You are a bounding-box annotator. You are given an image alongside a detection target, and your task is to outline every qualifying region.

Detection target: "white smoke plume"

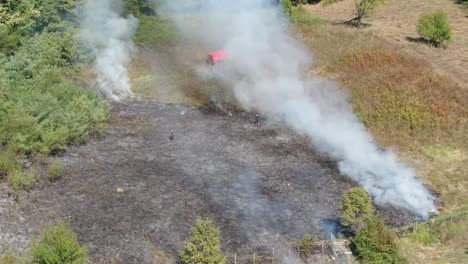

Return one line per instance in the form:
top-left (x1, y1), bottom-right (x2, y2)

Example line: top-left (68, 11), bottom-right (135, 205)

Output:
top-left (80, 0), bottom-right (138, 101)
top-left (162, 0), bottom-right (435, 218)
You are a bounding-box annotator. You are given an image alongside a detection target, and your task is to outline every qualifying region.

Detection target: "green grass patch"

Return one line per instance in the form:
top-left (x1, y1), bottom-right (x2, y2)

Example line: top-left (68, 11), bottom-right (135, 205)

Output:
top-left (135, 15), bottom-right (179, 47)
top-left (408, 209), bottom-right (468, 246)
top-left (7, 169), bottom-right (38, 192)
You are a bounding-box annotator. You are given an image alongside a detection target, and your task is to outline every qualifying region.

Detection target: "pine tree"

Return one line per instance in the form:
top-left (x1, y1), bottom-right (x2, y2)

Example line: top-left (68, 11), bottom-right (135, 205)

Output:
top-left (341, 187), bottom-right (374, 231)
top-left (180, 219), bottom-right (226, 264)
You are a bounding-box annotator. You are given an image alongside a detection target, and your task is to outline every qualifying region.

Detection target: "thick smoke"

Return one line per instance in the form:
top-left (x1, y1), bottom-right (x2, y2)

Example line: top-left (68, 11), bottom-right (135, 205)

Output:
top-left (80, 0), bottom-right (138, 101)
top-left (163, 0), bottom-right (435, 218)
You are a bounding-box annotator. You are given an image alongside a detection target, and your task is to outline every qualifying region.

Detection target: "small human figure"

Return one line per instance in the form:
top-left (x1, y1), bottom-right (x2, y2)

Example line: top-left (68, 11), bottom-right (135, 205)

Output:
top-left (169, 131), bottom-right (174, 141)
top-left (254, 113), bottom-right (261, 126)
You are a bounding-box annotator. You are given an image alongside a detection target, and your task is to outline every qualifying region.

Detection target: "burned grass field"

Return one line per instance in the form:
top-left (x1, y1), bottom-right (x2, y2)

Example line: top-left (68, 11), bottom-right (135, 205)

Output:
top-left (0, 101), bottom-right (418, 263)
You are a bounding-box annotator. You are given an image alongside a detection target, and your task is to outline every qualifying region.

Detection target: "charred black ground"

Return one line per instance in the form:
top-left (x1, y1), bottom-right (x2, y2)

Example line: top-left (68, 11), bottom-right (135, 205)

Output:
top-left (0, 101), bottom-right (418, 263)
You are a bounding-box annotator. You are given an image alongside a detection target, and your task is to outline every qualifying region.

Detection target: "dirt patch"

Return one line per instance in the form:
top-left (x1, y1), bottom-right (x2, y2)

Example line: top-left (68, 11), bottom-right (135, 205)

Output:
top-left (0, 101), bottom-right (418, 263)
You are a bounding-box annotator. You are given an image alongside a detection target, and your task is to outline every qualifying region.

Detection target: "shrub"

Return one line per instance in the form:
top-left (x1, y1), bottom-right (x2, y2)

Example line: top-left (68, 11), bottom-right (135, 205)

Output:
top-left (341, 187), bottom-right (374, 231)
top-left (355, 0), bottom-right (384, 27)
top-left (352, 215), bottom-right (404, 264)
top-left (29, 222), bottom-right (88, 264)
top-left (180, 219), bottom-right (226, 264)
top-left (417, 11), bottom-right (452, 48)
top-left (291, 0), bottom-right (309, 5)
top-left (0, 151), bottom-right (20, 178)
top-left (48, 159), bottom-right (64, 181)
top-left (123, 0), bottom-right (155, 16)
top-left (7, 169), bottom-right (38, 192)
top-left (299, 235), bottom-right (315, 257)
top-left (282, 0), bottom-right (293, 18)
top-left (322, 0), bottom-right (343, 5)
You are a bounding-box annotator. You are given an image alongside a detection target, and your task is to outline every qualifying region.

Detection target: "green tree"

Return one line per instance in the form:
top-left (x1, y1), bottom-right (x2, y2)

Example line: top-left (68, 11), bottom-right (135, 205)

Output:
top-left (352, 215), bottom-right (404, 264)
top-left (341, 187), bottom-right (374, 231)
top-left (123, 0), bottom-right (155, 16)
top-left (180, 219), bottom-right (226, 264)
top-left (417, 11), bottom-right (452, 48)
top-left (354, 0), bottom-right (384, 27)
top-left (29, 222), bottom-right (88, 264)
top-left (282, 0), bottom-right (293, 18)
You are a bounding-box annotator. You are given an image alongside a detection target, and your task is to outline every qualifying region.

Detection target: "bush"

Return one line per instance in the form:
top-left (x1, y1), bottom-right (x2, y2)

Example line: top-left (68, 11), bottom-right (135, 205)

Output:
top-left (7, 169), bottom-right (38, 192)
top-left (352, 215), bottom-right (404, 264)
top-left (48, 159), bottom-right (64, 181)
top-left (291, 0), bottom-right (310, 5)
top-left (341, 187), bottom-right (374, 231)
top-left (417, 11), bottom-right (452, 48)
top-left (355, 0), bottom-right (384, 27)
top-left (282, 0), bottom-right (293, 18)
top-left (29, 222), bottom-right (88, 264)
top-left (298, 235), bottom-right (315, 257)
top-left (0, 151), bottom-right (20, 178)
top-left (180, 219), bottom-right (226, 264)
top-left (322, 0), bottom-right (343, 5)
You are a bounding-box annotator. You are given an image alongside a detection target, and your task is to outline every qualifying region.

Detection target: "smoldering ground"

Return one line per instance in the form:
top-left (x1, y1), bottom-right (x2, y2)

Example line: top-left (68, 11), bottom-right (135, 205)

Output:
top-left (0, 102), bottom-right (418, 263)
top-left (160, 0), bottom-right (435, 217)
top-left (80, 0), bottom-right (138, 101)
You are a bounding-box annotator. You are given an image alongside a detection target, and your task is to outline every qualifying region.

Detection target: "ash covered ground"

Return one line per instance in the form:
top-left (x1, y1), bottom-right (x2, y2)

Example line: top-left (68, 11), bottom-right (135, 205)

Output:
top-left (0, 101), bottom-right (418, 263)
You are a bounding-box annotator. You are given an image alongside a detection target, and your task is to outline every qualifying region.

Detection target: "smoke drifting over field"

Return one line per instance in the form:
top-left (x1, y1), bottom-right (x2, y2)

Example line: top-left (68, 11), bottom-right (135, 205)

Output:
top-left (162, 0), bottom-right (435, 218)
top-left (80, 0), bottom-right (137, 101)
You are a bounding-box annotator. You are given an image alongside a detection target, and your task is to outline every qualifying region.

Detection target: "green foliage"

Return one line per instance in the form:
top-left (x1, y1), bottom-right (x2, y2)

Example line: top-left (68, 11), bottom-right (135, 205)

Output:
top-left (0, 68), bottom-right (109, 155)
top-left (408, 210), bottom-right (468, 245)
top-left (135, 16), bottom-right (179, 47)
top-left (408, 224), bottom-right (439, 245)
top-left (417, 11), bottom-right (452, 48)
top-left (355, 0), bottom-right (384, 26)
top-left (292, 6), bottom-right (324, 26)
top-left (0, 0), bottom-right (77, 55)
top-left (0, 151), bottom-right (20, 177)
top-left (282, 0), bottom-right (293, 18)
top-left (291, 0), bottom-right (310, 5)
top-left (341, 187), bottom-right (374, 230)
top-left (0, 0), bottom-right (109, 191)
top-left (180, 219), bottom-right (226, 264)
top-left (29, 222), bottom-right (88, 264)
top-left (353, 215), bottom-right (404, 264)
top-left (123, 0), bottom-right (156, 16)
top-left (298, 235), bottom-right (315, 257)
top-left (322, 0), bottom-right (343, 5)
top-left (354, 88), bottom-right (436, 131)
top-left (7, 169), bottom-right (38, 192)
top-left (48, 159), bottom-right (64, 181)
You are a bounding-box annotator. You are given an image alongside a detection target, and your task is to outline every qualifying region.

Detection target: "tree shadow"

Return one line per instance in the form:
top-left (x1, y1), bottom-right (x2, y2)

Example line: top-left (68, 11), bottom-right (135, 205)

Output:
top-left (406, 36), bottom-right (431, 44)
top-left (333, 20), bottom-right (372, 28)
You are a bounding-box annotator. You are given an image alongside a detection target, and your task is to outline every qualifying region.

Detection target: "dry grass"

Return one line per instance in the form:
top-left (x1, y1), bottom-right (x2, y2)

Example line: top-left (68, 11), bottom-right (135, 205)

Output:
top-left (299, 24), bottom-right (467, 150)
top-left (294, 7), bottom-right (468, 263)
top-left (305, 0), bottom-right (468, 90)
top-left (129, 47), bottom-right (228, 106)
